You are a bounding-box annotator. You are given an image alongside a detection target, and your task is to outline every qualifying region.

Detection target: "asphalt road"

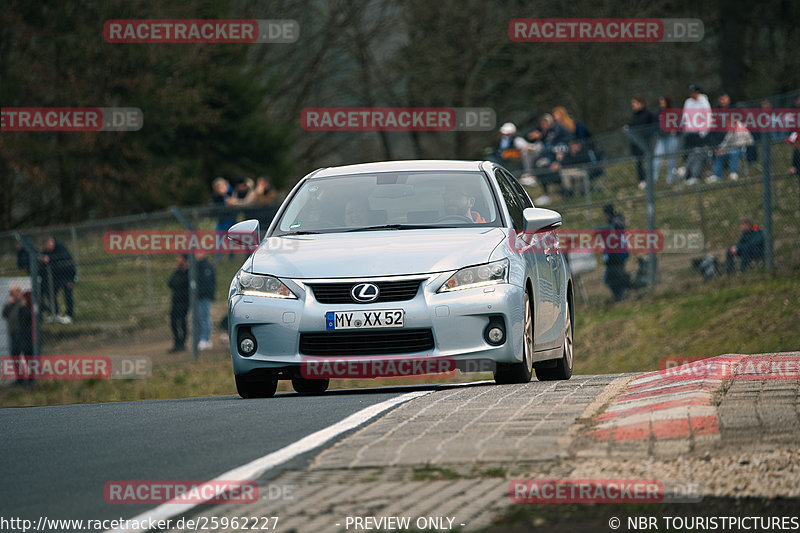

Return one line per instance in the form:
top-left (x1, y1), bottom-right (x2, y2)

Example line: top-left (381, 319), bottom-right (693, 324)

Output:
top-left (0, 388), bottom-right (422, 525)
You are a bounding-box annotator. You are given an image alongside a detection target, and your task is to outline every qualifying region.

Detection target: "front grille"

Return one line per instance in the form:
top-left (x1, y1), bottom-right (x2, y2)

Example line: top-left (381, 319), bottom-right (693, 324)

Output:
top-left (308, 279), bottom-right (424, 304)
top-left (299, 329), bottom-right (435, 356)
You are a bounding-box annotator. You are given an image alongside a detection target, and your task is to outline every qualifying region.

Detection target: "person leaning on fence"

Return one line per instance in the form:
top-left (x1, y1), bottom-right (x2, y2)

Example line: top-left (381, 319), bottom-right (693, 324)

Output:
top-left (628, 94), bottom-right (657, 190)
top-left (39, 237), bottom-right (76, 324)
top-left (598, 204), bottom-right (631, 302)
top-left (196, 253), bottom-right (216, 351)
top-left (654, 96), bottom-right (680, 184)
top-left (726, 218), bottom-right (764, 274)
top-left (679, 84), bottom-right (712, 185)
top-left (2, 286), bottom-right (34, 385)
top-left (167, 255), bottom-right (189, 353)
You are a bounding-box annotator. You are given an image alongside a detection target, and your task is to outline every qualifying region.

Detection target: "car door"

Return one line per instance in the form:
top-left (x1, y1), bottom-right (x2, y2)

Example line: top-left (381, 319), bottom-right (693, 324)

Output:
top-left (494, 169), bottom-right (560, 349)
top-left (506, 171), bottom-right (565, 348)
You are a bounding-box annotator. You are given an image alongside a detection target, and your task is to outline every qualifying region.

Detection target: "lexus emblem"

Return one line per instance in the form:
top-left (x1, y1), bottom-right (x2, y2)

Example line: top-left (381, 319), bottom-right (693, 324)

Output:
top-left (351, 283), bottom-right (379, 303)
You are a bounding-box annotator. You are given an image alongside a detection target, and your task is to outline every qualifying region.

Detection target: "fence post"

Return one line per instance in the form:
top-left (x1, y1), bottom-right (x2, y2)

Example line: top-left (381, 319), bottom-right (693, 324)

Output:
top-left (760, 135), bottom-right (774, 271)
top-left (645, 148), bottom-right (657, 288)
top-left (171, 206), bottom-right (198, 360)
top-left (624, 124), bottom-right (658, 288)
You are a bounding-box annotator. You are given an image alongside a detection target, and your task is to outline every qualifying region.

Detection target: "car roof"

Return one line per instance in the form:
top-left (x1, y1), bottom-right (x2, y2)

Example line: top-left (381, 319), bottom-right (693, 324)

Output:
top-left (310, 160), bottom-right (490, 178)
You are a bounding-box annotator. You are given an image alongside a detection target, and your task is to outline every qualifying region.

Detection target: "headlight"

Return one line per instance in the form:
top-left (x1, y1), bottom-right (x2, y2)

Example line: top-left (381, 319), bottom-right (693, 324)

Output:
top-left (438, 258), bottom-right (509, 292)
top-left (237, 272), bottom-right (297, 298)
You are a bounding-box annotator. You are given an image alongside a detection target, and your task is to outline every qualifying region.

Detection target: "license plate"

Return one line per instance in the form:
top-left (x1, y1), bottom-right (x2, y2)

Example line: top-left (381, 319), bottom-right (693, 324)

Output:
top-left (325, 309), bottom-right (404, 330)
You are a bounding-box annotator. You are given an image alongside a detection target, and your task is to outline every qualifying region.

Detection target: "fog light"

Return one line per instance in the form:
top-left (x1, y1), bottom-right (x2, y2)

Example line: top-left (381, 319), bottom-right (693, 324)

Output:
top-left (239, 337), bottom-right (256, 356)
top-left (488, 327), bottom-right (504, 343)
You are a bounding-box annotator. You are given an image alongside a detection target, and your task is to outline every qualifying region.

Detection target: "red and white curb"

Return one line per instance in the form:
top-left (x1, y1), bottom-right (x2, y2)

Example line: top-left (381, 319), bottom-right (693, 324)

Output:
top-left (590, 354), bottom-right (749, 442)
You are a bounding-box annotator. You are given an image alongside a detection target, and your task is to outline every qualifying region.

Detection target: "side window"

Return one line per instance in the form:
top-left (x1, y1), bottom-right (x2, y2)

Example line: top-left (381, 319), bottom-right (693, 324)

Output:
top-left (504, 169), bottom-right (534, 208)
top-left (494, 170), bottom-right (525, 229)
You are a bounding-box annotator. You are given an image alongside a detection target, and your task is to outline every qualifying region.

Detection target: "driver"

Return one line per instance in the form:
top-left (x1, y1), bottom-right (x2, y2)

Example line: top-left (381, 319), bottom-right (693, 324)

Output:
top-left (443, 184), bottom-right (485, 223)
top-left (344, 198), bottom-right (369, 227)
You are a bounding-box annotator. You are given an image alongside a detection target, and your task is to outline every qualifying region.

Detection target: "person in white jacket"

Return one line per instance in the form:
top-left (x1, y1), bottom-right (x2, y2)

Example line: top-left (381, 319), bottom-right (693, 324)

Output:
top-left (679, 84), bottom-right (712, 184)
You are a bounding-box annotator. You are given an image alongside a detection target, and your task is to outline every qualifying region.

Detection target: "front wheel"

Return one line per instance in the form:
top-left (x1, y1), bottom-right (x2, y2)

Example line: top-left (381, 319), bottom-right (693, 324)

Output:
top-left (494, 292), bottom-right (534, 384)
top-left (535, 299), bottom-right (573, 381)
top-left (235, 374), bottom-right (278, 398)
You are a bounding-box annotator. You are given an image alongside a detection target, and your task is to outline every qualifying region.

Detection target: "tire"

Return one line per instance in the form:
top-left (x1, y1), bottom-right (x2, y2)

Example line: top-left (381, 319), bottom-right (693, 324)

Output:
top-left (291, 377), bottom-right (330, 395)
top-left (494, 291), bottom-right (534, 384)
top-left (535, 299), bottom-right (573, 381)
top-left (235, 374), bottom-right (278, 398)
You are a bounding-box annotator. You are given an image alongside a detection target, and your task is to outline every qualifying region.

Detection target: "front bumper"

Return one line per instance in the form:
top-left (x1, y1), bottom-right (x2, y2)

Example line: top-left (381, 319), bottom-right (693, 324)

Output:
top-left (228, 272), bottom-right (525, 377)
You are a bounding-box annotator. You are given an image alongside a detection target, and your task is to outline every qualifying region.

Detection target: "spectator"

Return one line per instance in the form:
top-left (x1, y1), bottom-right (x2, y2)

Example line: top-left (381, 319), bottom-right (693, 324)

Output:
top-left (167, 255), bottom-right (189, 353)
top-left (525, 114), bottom-right (571, 204)
top-left (212, 177), bottom-right (235, 260)
top-left (679, 84), bottom-right (712, 185)
top-left (628, 94), bottom-right (657, 190)
top-left (726, 218), bottom-right (764, 273)
top-left (3, 286), bottom-right (34, 385)
top-left (549, 139), bottom-right (592, 197)
top-left (196, 253), bottom-right (216, 350)
top-left (552, 106), bottom-right (592, 144)
top-left (787, 131), bottom-right (800, 175)
top-left (654, 96), bottom-right (680, 184)
top-left (212, 177), bottom-right (235, 229)
top-left (228, 177), bottom-right (254, 207)
top-left (494, 122), bottom-right (538, 185)
top-left (598, 204), bottom-right (630, 302)
top-left (39, 237), bottom-right (76, 324)
top-left (526, 113), bottom-right (572, 164)
top-left (707, 118), bottom-right (753, 183)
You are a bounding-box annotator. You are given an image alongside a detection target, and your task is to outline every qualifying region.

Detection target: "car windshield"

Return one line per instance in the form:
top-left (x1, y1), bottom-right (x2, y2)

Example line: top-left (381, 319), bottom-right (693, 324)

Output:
top-left (273, 171), bottom-right (503, 235)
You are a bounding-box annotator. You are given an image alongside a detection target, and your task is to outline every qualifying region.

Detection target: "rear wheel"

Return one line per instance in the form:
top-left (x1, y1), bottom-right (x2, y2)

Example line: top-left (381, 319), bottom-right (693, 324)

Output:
top-left (235, 374), bottom-right (278, 398)
top-left (494, 292), bottom-right (534, 384)
top-left (535, 299), bottom-right (573, 381)
top-left (291, 377), bottom-right (330, 395)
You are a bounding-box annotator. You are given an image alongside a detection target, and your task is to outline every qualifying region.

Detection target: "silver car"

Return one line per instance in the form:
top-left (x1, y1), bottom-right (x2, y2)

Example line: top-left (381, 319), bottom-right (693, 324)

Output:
top-left (227, 160), bottom-right (573, 398)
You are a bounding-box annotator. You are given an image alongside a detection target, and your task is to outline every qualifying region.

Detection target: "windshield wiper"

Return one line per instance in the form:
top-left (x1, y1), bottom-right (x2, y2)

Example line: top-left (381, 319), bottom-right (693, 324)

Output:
top-left (345, 224), bottom-right (443, 232)
top-left (282, 230), bottom-right (321, 235)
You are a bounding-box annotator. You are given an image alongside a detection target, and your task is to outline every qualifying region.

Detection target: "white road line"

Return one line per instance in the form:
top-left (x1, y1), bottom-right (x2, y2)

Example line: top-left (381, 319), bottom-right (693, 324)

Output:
top-left (108, 390), bottom-right (432, 533)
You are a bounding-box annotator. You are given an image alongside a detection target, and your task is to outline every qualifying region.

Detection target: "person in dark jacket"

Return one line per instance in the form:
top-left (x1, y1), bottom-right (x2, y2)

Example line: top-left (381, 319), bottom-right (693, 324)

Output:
top-left (550, 139), bottom-right (593, 197)
top-left (629, 95), bottom-right (657, 189)
top-left (726, 218), bottom-right (764, 273)
top-left (39, 237), bottom-right (76, 323)
top-left (195, 253), bottom-right (216, 350)
top-left (598, 204), bottom-right (631, 302)
top-left (2, 286), bottom-right (34, 384)
top-left (168, 255), bottom-right (189, 353)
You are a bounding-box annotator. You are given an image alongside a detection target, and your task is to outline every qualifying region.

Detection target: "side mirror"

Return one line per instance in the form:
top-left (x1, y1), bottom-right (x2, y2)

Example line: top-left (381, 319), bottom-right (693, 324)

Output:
top-left (227, 219), bottom-right (261, 251)
top-left (522, 207), bottom-right (562, 232)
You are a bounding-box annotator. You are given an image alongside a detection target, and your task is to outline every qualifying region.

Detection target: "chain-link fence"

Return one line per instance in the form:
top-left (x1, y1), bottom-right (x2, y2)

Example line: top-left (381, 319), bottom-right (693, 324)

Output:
top-left (0, 205), bottom-right (277, 363)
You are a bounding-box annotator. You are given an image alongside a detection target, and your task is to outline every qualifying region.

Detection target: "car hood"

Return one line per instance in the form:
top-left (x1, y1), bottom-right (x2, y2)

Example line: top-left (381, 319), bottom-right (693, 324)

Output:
top-left (248, 228), bottom-right (506, 278)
